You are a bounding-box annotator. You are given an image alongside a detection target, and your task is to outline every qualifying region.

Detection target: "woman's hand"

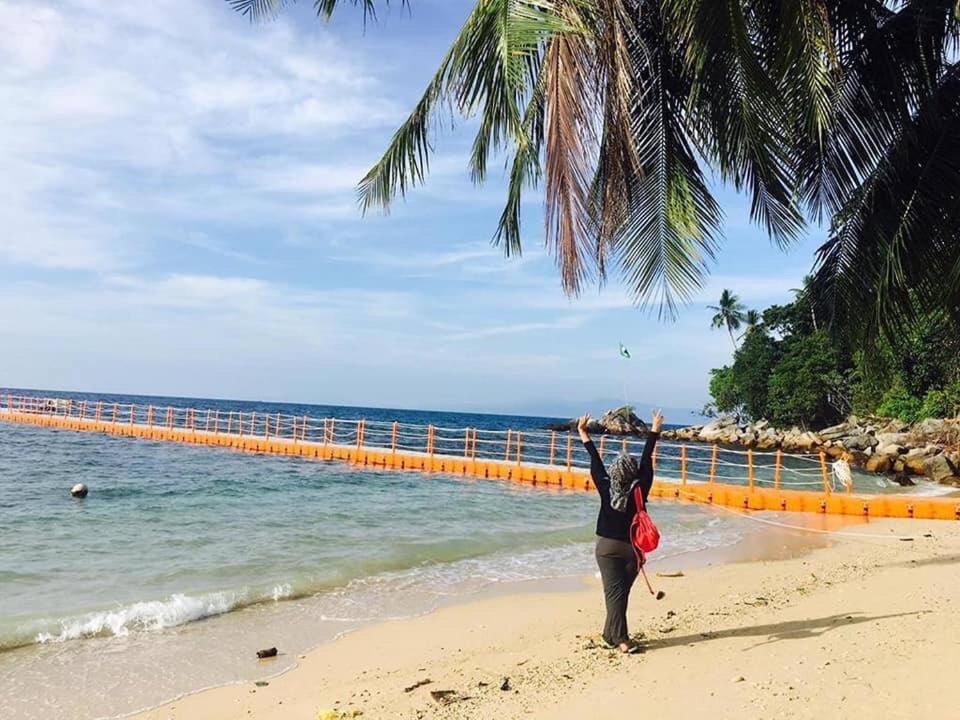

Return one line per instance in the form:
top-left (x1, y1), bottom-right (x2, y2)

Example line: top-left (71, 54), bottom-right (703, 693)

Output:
top-left (651, 409), bottom-right (664, 434)
top-left (577, 414), bottom-right (592, 442)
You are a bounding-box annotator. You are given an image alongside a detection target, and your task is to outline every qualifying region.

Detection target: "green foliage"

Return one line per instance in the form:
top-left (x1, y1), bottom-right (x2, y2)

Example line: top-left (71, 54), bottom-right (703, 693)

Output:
top-left (729, 329), bottom-right (781, 421)
top-left (707, 366), bottom-right (740, 417)
top-left (876, 384), bottom-right (924, 424)
top-left (766, 332), bottom-right (846, 429)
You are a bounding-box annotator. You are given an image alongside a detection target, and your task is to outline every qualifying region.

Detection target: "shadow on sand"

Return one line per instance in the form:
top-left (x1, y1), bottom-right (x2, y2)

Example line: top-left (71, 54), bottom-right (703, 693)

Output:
top-left (639, 611), bottom-right (920, 652)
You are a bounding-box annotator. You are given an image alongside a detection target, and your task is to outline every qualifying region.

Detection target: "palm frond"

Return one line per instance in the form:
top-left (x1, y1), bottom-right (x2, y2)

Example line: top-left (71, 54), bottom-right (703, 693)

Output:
top-left (227, 0), bottom-right (403, 23)
top-left (227, 0), bottom-right (290, 21)
top-left (542, 25), bottom-right (599, 295)
top-left (494, 67), bottom-right (547, 257)
top-left (812, 62), bottom-right (960, 340)
top-left (665, 0), bottom-right (804, 247)
top-left (359, 0), bottom-right (570, 214)
top-left (611, 5), bottom-right (720, 317)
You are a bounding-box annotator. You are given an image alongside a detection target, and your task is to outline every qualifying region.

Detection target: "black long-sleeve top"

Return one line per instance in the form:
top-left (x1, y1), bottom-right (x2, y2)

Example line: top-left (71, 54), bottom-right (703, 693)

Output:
top-left (584, 433), bottom-right (659, 541)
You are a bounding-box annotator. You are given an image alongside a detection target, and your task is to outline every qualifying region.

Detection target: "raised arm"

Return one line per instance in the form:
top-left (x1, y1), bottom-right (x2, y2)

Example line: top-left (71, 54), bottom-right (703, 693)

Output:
top-left (578, 414), bottom-right (608, 492)
top-left (640, 409), bottom-right (664, 465)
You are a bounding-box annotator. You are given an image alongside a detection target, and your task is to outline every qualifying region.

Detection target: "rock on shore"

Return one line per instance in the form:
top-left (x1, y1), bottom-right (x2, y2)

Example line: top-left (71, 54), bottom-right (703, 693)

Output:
top-left (664, 415), bottom-right (960, 485)
top-left (546, 407), bottom-right (649, 436)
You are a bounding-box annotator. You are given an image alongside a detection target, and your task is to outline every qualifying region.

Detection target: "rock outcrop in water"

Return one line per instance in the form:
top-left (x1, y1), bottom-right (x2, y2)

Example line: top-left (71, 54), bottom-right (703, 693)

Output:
top-left (546, 406), bottom-right (649, 436)
top-left (664, 415), bottom-right (960, 485)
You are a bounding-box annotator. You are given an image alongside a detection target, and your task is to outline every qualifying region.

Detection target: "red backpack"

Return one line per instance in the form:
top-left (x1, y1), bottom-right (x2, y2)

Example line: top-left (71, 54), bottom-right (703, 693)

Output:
top-left (629, 486), bottom-right (660, 571)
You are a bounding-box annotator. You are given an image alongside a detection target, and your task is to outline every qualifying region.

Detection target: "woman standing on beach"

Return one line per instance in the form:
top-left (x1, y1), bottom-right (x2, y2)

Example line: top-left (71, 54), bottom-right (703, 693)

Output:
top-left (578, 410), bottom-right (663, 653)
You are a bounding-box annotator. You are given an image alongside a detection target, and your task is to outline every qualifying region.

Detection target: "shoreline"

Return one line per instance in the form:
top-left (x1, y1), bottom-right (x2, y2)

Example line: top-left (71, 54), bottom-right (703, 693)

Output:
top-left (0, 502), bottom-right (766, 720)
top-left (125, 511), bottom-right (844, 720)
top-left (133, 514), bottom-right (960, 720)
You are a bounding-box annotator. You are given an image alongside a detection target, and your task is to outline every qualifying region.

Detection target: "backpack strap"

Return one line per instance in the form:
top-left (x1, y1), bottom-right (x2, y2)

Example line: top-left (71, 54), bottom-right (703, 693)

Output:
top-left (633, 484), bottom-right (646, 512)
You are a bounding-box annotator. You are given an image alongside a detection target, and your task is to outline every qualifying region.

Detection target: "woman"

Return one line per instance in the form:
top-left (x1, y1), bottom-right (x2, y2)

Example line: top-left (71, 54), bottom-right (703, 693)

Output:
top-left (577, 410), bottom-right (663, 653)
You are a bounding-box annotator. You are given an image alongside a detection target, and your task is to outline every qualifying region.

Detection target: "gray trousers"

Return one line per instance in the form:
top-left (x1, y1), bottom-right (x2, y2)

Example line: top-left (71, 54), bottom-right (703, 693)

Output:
top-left (595, 536), bottom-right (638, 646)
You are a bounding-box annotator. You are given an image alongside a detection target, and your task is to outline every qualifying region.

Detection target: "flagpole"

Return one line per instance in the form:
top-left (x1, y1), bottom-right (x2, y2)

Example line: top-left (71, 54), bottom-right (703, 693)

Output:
top-left (619, 343), bottom-right (630, 407)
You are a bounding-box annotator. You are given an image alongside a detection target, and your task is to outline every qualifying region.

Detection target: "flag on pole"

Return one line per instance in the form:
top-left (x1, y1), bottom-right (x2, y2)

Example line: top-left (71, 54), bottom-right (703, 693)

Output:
top-left (619, 343), bottom-right (631, 359)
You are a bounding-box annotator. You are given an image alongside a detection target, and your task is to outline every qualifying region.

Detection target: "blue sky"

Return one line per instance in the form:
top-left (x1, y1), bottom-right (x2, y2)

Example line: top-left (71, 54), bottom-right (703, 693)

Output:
top-left (0, 0), bottom-right (826, 420)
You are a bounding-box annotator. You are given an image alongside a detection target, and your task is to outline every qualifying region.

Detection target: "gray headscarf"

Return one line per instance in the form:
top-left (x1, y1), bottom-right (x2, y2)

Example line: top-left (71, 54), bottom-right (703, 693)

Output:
top-left (608, 451), bottom-right (640, 512)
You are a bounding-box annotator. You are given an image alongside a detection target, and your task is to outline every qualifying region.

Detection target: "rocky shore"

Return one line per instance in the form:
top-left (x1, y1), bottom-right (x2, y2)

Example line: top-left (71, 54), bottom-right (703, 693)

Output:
top-left (664, 415), bottom-right (960, 485)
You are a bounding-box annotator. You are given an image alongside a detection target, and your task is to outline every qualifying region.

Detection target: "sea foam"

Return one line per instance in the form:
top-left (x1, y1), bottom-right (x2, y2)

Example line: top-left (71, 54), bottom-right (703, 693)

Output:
top-left (35, 592), bottom-right (239, 644)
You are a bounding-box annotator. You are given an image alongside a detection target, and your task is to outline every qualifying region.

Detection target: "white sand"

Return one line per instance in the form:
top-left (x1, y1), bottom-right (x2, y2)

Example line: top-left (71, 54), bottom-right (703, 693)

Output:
top-left (136, 517), bottom-right (960, 720)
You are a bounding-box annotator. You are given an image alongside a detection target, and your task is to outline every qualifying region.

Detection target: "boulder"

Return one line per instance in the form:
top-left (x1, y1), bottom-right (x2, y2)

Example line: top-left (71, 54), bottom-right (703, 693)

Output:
top-left (546, 406), bottom-right (649, 436)
top-left (865, 454), bottom-right (893, 474)
top-left (916, 418), bottom-right (950, 436)
top-left (700, 417), bottom-right (737, 442)
top-left (923, 453), bottom-right (959, 484)
top-left (819, 422), bottom-right (853, 442)
top-left (794, 431), bottom-right (821, 451)
top-left (904, 456), bottom-right (927, 475)
top-left (824, 444), bottom-right (846, 459)
top-left (841, 434), bottom-right (878, 452)
top-left (875, 432), bottom-right (910, 448)
top-left (874, 442), bottom-right (907, 457)
top-left (598, 407), bottom-right (649, 435)
top-left (880, 419), bottom-right (910, 434)
top-left (902, 445), bottom-right (941, 472)
top-left (891, 472), bottom-right (916, 487)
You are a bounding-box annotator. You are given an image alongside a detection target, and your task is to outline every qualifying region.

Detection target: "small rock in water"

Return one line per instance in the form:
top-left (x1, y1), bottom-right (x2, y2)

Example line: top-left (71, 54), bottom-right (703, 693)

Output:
top-left (255, 681), bottom-right (269, 687)
top-left (256, 647), bottom-right (278, 659)
top-left (70, 483), bottom-right (88, 498)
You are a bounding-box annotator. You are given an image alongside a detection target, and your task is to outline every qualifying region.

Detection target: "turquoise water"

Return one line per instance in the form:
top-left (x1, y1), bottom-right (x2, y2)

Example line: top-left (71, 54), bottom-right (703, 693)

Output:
top-left (0, 416), bottom-right (747, 651)
top-left (0, 392), bottom-right (751, 719)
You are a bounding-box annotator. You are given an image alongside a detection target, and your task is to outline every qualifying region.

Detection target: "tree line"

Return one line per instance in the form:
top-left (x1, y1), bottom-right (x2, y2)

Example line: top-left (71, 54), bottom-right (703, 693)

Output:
top-left (706, 287), bottom-right (960, 429)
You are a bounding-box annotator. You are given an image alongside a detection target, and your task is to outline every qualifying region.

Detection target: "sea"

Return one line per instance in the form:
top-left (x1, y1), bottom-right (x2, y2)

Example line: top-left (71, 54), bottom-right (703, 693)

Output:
top-left (0, 389), bottom-right (944, 719)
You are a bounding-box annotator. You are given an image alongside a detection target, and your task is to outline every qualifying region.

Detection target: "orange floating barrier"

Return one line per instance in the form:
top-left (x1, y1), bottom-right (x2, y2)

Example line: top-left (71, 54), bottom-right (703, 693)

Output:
top-left (0, 393), bottom-right (957, 521)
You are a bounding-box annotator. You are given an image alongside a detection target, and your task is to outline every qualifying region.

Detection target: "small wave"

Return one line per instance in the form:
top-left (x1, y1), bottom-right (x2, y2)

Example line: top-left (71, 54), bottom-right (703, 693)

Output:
top-left (271, 584), bottom-right (292, 602)
top-left (35, 592), bottom-right (240, 644)
top-left (900, 481), bottom-right (960, 497)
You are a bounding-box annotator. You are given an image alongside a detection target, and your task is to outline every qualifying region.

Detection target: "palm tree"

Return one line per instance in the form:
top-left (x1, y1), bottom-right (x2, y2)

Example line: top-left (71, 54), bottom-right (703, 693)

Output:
top-left (708, 289), bottom-right (746, 350)
top-left (742, 309), bottom-right (761, 336)
top-left (227, 1), bottom-right (960, 338)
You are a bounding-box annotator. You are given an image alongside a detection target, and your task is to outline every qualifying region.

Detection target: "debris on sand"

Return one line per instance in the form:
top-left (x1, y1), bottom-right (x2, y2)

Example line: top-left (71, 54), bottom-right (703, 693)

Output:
top-left (256, 647), bottom-right (278, 659)
top-left (403, 679), bottom-right (432, 693)
top-left (656, 571), bottom-right (685, 578)
top-left (430, 690), bottom-right (470, 705)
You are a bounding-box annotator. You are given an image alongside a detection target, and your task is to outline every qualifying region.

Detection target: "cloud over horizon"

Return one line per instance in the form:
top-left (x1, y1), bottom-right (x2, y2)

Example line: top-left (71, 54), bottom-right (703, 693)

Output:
top-left (0, 0), bottom-right (825, 418)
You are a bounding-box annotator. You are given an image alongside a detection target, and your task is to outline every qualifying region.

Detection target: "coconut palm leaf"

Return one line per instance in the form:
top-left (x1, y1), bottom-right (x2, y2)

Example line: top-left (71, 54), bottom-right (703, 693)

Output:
top-left (812, 62), bottom-right (960, 339)
top-left (664, 0), bottom-right (804, 246)
top-left (542, 24), bottom-right (600, 295)
top-left (227, 0), bottom-right (401, 22)
top-left (358, 0), bottom-right (571, 215)
top-left (610, 3), bottom-right (720, 316)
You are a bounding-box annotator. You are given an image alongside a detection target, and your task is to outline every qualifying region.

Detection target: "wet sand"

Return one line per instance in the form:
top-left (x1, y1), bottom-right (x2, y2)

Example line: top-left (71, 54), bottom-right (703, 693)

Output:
top-left (133, 513), bottom-right (960, 720)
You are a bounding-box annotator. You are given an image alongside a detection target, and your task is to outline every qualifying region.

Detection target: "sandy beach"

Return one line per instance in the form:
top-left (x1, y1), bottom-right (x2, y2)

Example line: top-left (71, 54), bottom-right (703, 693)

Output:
top-left (134, 516), bottom-right (960, 720)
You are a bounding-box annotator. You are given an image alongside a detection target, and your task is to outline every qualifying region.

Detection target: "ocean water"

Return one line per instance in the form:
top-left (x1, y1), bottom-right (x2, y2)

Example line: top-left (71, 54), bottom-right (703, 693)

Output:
top-left (0, 391), bottom-right (753, 720)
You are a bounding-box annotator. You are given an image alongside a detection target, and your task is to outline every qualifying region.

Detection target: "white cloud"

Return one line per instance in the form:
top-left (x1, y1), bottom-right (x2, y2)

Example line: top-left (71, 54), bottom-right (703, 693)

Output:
top-left (0, 0), bottom-right (406, 273)
top-left (445, 316), bottom-right (585, 341)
